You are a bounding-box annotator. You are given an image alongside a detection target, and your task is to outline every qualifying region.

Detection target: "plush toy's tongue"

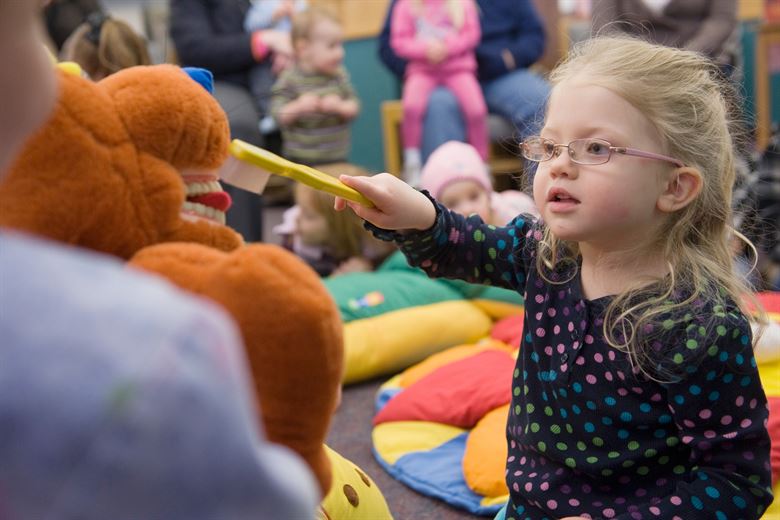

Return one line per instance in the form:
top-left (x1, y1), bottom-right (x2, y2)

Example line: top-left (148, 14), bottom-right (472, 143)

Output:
top-left (189, 191), bottom-right (232, 212)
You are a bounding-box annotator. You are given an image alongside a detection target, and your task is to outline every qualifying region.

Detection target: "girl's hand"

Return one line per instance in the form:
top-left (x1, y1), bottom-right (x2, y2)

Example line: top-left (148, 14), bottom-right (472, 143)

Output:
top-left (334, 173), bottom-right (436, 232)
top-left (426, 40), bottom-right (446, 64)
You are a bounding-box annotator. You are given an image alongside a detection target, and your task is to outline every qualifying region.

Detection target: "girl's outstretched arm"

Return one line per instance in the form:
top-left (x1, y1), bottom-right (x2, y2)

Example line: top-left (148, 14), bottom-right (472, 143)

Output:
top-left (334, 173), bottom-right (436, 232)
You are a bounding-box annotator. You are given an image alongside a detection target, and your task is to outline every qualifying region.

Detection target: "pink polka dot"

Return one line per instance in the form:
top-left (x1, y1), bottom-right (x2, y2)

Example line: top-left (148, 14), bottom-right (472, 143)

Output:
top-left (605, 372), bottom-right (615, 382)
top-left (603, 508), bottom-right (616, 518)
top-left (547, 307), bottom-right (557, 317)
top-left (649, 506), bottom-right (661, 516)
top-left (670, 496), bottom-right (682, 506)
top-left (741, 418), bottom-right (753, 428)
top-left (525, 483), bottom-right (533, 492)
top-left (682, 435), bottom-right (694, 444)
top-left (608, 350), bottom-right (616, 361)
top-left (535, 312), bottom-right (543, 320)
top-left (585, 334), bottom-right (594, 344)
top-left (704, 430), bottom-right (716, 439)
top-left (724, 431), bottom-right (738, 439)
top-left (576, 357), bottom-right (586, 365)
top-left (519, 456), bottom-right (526, 464)
top-left (594, 353), bottom-right (604, 363)
top-left (507, 455), bottom-right (516, 462)
top-left (513, 482), bottom-right (519, 492)
top-left (561, 364), bottom-right (568, 373)
top-left (651, 393), bottom-right (662, 401)
top-left (535, 294), bottom-right (544, 303)
top-left (683, 419), bottom-right (695, 428)
top-left (750, 398), bottom-right (757, 409)
top-left (569, 498), bottom-right (580, 507)
top-left (699, 409), bottom-right (712, 419)
top-left (540, 482), bottom-right (549, 491)
top-left (617, 387), bottom-right (628, 396)
top-left (736, 396), bottom-right (745, 406)
top-left (546, 500), bottom-right (558, 510)
top-left (586, 374), bottom-right (597, 384)
top-left (536, 327), bottom-right (546, 337)
top-left (557, 344), bottom-right (565, 353)
top-left (553, 324), bottom-right (561, 334)
top-left (568, 322), bottom-right (575, 331)
top-left (544, 346), bottom-right (553, 356)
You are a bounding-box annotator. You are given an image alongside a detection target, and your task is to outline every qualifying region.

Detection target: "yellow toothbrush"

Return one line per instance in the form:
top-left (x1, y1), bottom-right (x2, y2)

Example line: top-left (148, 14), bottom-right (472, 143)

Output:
top-left (221, 139), bottom-right (374, 207)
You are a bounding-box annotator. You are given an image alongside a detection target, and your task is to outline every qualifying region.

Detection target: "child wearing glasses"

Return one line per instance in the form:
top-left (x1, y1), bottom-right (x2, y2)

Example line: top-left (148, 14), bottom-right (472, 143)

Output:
top-left (336, 35), bottom-right (772, 519)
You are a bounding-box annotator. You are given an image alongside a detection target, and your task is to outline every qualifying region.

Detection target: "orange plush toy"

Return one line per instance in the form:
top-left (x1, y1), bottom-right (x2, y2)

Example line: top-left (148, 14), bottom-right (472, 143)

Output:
top-left (0, 65), bottom-right (392, 518)
top-left (0, 65), bottom-right (241, 258)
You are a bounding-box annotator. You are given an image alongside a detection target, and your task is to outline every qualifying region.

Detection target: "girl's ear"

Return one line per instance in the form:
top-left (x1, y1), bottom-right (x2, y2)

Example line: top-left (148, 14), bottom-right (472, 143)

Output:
top-left (657, 167), bottom-right (703, 213)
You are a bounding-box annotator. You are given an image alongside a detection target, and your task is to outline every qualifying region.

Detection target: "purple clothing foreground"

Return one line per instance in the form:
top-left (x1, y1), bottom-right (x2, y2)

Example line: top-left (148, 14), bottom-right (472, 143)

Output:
top-left (0, 231), bottom-right (317, 520)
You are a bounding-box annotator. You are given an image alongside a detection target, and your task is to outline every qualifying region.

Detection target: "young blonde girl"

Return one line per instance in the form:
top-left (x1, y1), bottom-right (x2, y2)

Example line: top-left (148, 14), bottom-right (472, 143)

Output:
top-left (60, 13), bottom-right (150, 81)
top-left (274, 163), bottom-right (395, 276)
top-left (390, 0), bottom-right (488, 184)
top-left (337, 36), bottom-right (772, 519)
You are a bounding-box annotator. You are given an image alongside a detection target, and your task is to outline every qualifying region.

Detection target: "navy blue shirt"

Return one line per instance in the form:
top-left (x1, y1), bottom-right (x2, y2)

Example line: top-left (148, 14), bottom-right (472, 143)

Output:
top-left (370, 197), bottom-right (772, 520)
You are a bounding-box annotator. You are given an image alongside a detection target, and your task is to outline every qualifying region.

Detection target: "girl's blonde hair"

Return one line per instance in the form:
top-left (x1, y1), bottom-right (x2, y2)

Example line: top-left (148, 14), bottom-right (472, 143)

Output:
top-left (538, 35), bottom-right (759, 381)
top-left (411, 0), bottom-right (465, 29)
top-left (296, 163), bottom-right (384, 261)
top-left (60, 15), bottom-right (150, 80)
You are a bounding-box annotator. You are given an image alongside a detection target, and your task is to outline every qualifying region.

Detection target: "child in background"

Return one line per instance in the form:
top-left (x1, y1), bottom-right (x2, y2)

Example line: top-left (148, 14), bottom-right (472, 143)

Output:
top-left (274, 163), bottom-right (395, 276)
top-left (243, 0), bottom-right (307, 133)
top-left (337, 36), bottom-right (772, 519)
top-left (270, 7), bottom-right (359, 165)
top-left (60, 11), bottom-right (150, 80)
top-left (420, 140), bottom-right (538, 225)
top-left (391, 0), bottom-right (488, 185)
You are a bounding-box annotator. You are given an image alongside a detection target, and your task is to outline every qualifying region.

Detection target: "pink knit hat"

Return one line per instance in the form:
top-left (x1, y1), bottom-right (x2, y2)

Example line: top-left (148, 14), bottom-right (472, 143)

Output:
top-left (420, 141), bottom-right (492, 199)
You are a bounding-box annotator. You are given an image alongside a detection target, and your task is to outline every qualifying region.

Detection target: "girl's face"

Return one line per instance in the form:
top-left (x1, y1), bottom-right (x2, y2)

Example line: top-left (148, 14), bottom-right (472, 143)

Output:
top-left (532, 81), bottom-right (673, 253)
top-left (296, 189), bottom-right (329, 246)
top-left (438, 180), bottom-right (492, 222)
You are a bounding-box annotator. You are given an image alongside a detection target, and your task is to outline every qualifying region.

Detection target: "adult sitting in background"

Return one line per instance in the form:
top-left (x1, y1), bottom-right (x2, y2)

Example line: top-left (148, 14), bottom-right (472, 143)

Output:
top-left (44, 0), bottom-right (104, 51)
top-left (170, 0), bottom-right (294, 242)
top-left (591, 0), bottom-right (739, 70)
top-left (378, 0), bottom-right (550, 163)
top-left (60, 12), bottom-right (151, 81)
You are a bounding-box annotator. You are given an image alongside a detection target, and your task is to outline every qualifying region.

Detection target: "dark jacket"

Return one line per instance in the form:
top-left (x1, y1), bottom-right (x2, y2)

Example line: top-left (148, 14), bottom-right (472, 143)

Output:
top-left (45, 0), bottom-right (104, 50)
top-left (169, 0), bottom-right (258, 89)
top-left (378, 0), bottom-right (546, 82)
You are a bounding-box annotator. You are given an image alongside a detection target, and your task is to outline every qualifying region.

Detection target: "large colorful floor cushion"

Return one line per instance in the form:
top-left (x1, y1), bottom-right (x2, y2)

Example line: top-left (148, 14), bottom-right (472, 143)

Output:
top-left (372, 338), bottom-right (518, 516)
top-left (325, 252), bottom-right (524, 384)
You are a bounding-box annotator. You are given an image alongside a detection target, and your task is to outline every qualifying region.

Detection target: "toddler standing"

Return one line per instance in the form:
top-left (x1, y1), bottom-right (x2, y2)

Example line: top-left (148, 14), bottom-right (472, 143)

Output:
top-left (391, 0), bottom-right (488, 184)
top-left (270, 6), bottom-right (359, 165)
top-left (420, 140), bottom-right (538, 225)
top-left (243, 0), bottom-right (307, 133)
top-left (338, 36), bottom-right (773, 519)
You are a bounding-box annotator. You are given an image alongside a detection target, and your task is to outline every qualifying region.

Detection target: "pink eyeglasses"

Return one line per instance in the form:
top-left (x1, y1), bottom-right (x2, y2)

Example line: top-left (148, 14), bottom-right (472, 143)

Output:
top-left (520, 137), bottom-right (685, 168)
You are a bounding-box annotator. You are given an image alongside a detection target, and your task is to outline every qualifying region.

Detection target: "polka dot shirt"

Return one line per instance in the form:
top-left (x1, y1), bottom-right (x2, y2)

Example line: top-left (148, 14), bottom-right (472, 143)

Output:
top-left (369, 196), bottom-right (773, 520)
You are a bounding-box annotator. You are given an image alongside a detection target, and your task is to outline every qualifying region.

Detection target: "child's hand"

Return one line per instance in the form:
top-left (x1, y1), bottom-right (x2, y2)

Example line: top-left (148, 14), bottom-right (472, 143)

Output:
top-left (319, 94), bottom-right (343, 114)
top-left (426, 40), bottom-right (447, 65)
top-left (334, 173), bottom-right (436, 232)
top-left (297, 93), bottom-right (321, 113)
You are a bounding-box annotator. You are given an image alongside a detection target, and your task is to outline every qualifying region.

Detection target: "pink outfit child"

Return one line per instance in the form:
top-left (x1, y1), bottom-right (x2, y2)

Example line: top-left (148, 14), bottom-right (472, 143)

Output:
top-left (391, 0), bottom-right (489, 159)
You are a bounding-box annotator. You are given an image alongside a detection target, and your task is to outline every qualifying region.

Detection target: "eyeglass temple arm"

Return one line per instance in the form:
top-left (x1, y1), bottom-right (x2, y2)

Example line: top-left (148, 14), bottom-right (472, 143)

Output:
top-left (613, 147), bottom-right (684, 168)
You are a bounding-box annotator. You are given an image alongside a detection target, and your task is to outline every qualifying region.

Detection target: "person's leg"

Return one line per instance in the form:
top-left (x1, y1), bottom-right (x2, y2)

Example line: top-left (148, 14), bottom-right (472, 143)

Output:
top-left (401, 72), bottom-right (437, 153)
top-left (481, 69), bottom-right (550, 140)
top-left (247, 62), bottom-right (276, 116)
top-left (212, 81), bottom-right (265, 243)
top-left (443, 72), bottom-right (489, 159)
top-left (420, 87), bottom-right (465, 162)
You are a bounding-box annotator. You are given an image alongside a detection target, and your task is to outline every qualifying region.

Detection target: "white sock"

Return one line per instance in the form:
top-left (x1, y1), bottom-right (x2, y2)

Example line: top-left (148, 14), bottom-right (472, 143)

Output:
top-left (403, 148), bottom-right (422, 186)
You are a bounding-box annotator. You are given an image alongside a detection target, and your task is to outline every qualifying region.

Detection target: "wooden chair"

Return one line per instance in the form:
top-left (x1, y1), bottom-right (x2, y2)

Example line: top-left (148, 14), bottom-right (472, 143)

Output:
top-left (380, 100), bottom-right (525, 189)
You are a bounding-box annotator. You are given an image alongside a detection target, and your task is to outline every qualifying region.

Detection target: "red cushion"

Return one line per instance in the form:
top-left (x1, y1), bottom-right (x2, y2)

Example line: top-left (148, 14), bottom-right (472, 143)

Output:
top-left (490, 315), bottom-right (523, 348)
top-left (373, 349), bottom-right (514, 428)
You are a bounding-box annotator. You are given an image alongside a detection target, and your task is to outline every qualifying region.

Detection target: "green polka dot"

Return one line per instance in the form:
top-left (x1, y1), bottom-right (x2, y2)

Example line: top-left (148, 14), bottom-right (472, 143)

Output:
top-left (537, 441), bottom-right (546, 452)
top-left (544, 406), bottom-right (553, 416)
top-left (686, 339), bottom-right (698, 349)
top-left (530, 422), bottom-right (540, 433)
top-left (556, 442), bottom-right (568, 451)
top-left (658, 455), bottom-right (670, 464)
top-left (644, 448), bottom-right (657, 458)
top-left (488, 247), bottom-right (497, 259)
top-left (592, 437), bottom-right (604, 447)
top-left (565, 458), bottom-right (577, 468)
top-left (513, 387), bottom-right (520, 396)
top-left (673, 465), bottom-right (686, 475)
top-left (667, 437), bottom-right (680, 447)
top-left (586, 456), bottom-right (599, 464)
top-left (473, 267), bottom-right (480, 278)
top-left (627, 441), bottom-right (640, 451)
top-left (513, 368), bottom-right (520, 378)
top-left (673, 353), bottom-right (684, 364)
top-left (526, 403), bottom-right (535, 413)
top-left (622, 460), bottom-right (635, 468)
top-left (707, 345), bottom-right (719, 356)
top-left (565, 424), bottom-right (574, 434)
top-left (549, 423), bottom-right (560, 434)
top-left (663, 319), bottom-right (675, 330)
top-left (608, 451), bottom-right (620, 459)
top-left (473, 229), bottom-right (485, 242)
top-left (716, 325), bottom-right (727, 336)
top-left (577, 441), bottom-right (587, 451)
top-left (514, 405), bottom-right (521, 415)
top-left (637, 466), bottom-right (650, 475)
top-left (601, 468), bottom-right (613, 477)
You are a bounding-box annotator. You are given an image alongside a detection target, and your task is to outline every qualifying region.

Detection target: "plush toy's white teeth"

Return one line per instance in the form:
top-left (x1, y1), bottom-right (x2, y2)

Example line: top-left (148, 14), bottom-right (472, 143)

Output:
top-left (182, 201), bottom-right (226, 225)
top-left (186, 180), bottom-right (223, 196)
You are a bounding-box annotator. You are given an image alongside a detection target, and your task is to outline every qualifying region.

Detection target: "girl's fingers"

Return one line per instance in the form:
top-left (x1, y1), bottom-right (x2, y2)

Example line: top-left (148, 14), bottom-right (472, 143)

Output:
top-left (339, 174), bottom-right (386, 203)
top-left (334, 196), bottom-right (347, 211)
